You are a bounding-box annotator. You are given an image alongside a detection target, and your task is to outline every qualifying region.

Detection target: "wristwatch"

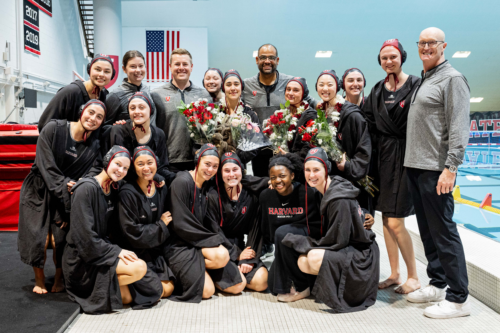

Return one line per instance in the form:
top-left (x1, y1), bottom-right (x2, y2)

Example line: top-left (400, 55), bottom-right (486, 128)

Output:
top-left (445, 165), bottom-right (458, 173)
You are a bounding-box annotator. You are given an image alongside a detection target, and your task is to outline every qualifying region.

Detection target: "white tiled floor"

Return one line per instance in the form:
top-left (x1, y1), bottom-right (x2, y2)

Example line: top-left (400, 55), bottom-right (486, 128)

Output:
top-left (66, 232), bottom-right (500, 333)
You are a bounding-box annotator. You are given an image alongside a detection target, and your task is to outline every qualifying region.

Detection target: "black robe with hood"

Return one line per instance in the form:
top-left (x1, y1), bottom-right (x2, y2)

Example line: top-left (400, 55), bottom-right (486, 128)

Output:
top-left (104, 120), bottom-right (176, 186)
top-left (164, 171), bottom-right (240, 303)
top-left (205, 175), bottom-right (269, 284)
top-left (62, 177), bottom-right (123, 314)
top-left (116, 182), bottom-right (175, 308)
top-left (282, 176), bottom-right (380, 313)
top-left (331, 101), bottom-right (373, 214)
top-left (18, 119), bottom-right (101, 268)
top-left (290, 106), bottom-right (317, 159)
top-left (38, 80), bottom-right (108, 132)
top-left (362, 75), bottom-right (420, 217)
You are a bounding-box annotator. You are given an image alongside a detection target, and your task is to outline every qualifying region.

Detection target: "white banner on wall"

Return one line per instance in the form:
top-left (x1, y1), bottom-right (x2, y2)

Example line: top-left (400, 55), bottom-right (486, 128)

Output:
top-left (122, 27), bottom-right (208, 90)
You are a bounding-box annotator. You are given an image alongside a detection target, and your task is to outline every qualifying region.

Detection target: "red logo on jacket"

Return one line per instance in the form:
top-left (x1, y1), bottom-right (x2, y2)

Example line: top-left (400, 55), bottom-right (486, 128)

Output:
top-left (252, 91), bottom-right (257, 96)
top-left (399, 100), bottom-right (405, 108)
top-left (166, 96), bottom-right (171, 102)
top-left (242, 207), bottom-right (247, 214)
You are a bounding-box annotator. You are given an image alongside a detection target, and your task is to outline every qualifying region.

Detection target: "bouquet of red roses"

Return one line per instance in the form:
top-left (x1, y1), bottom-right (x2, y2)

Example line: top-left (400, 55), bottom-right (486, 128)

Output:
top-left (178, 99), bottom-right (224, 144)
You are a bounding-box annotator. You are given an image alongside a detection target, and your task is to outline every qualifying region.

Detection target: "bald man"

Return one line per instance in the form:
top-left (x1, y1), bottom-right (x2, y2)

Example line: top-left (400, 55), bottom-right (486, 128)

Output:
top-left (404, 27), bottom-right (471, 319)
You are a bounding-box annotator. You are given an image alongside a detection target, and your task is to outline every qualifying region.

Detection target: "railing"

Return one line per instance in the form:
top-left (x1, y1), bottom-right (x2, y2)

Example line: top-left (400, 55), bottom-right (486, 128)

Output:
top-left (77, 0), bottom-right (94, 57)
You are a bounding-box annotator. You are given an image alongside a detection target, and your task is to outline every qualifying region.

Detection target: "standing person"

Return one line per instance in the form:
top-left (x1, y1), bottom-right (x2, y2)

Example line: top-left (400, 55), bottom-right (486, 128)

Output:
top-left (283, 148), bottom-right (379, 312)
top-left (116, 146), bottom-right (175, 304)
top-left (202, 68), bottom-right (224, 103)
top-left (63, 146), bottom-right (149, 314)
top-left (405, 27), bottom-right (470, 319)
top-left (165, 144), bottom-right (245, 302)
top-left (105, 50), bottom-right (158, 126)
top-left (242, 44), bottom-right (317, 177)
top-left (260, 153), bottom-right (321, 301)
top-left (105, 92), bottom-right (176, 186)
top-left (18, 100), bottom-right (106, 295)
top-left (152, 48), bottom-right (211, 172)
top-left (334, 68), bottom-right (373, 213)
top-left (38, 54), bottom-right (114, 131)
top-left (363, 39), bottom-right (421, 294)
top-left (206, 152), bottom-right (269, 292)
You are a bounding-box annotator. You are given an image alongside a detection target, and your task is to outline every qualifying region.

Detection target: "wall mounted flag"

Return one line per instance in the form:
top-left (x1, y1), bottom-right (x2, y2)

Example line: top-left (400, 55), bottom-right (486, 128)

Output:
top-left (146, 30), bottom-right (180, 83)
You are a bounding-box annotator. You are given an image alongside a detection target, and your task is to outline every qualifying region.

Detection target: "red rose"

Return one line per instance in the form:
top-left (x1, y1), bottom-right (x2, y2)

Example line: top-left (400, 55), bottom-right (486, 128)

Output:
top-left (270, 115), bottom-right (279, 125)
top-left (204, 111), bottom-right (213, 120)
top-left (335, 103), bottom-right (342, 112)
top-left (289, 124), bottom-right (296, 131)
top-left (277, 112), bottom-right (284, 120)
top-left (302, 133), bottom-right (312, 142)
top-left (305, 119), bottom-right (315, 127)
top-left (208, 103), bottom-right (215, 108)
top-left (334, 121), bottom-right (339, 128)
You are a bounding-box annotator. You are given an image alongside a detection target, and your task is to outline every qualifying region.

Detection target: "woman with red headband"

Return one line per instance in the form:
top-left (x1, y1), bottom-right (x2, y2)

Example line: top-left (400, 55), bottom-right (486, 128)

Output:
top-left (105, 92), bottom-right (176, 186)
top-left (282, 147), bottom-right (379, 312)
top-left (38, 54), bottom-right (114, 131)
top-left (205, 152), bottom-right (269, 292)
top-left (63, 146), bottom-right (150, 313)
top-left (260, 153), bottom-right (321, 302)
top-left (363, 39), bottom-right (421, 294)
top-left (116, 146), bottom-right (175, 306)
top-left (18, 100), bottom-right (106, 295)
top-left (332, 69), bottom-right (373, 214)
top-left (164, 144), bottom-right (243, 302)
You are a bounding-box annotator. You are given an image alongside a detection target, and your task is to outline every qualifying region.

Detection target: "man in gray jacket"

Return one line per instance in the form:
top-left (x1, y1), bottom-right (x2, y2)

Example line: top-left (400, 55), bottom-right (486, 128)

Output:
top-left (152, 48), bottom-right (211, 172)
top-left (243, 44), bottom-right (316, 177)
top-left (404, 27), bottom-right (470, 319)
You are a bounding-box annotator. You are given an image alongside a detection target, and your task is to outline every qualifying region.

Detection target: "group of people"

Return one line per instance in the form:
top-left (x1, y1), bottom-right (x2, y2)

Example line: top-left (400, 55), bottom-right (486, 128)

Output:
top-left (17, 26), bottom-right (471, 319)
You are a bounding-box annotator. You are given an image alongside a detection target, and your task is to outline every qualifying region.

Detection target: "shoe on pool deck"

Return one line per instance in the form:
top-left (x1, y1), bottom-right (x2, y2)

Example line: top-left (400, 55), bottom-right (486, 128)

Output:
top-left (277, 287), bottom-right (310, 302)
top-left (407, 285), bottom-right (446, 303)
top-left (424, 298), bottom-right (471, 319)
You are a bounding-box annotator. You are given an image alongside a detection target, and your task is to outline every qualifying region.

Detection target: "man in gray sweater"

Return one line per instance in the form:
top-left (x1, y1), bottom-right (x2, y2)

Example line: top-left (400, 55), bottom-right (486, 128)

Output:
top-left (152, 48), bottom-right (211, 172)
top-left (404, 27), bottom-right (470, 319)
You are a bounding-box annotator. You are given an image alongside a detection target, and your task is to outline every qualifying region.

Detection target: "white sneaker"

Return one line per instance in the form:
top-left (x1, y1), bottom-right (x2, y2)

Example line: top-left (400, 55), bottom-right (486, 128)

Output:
top-left (424, 298), bottom-right (471, 319)
top-left (277, 287), bottom-right (310, 302)
top-left (407, 285), bottom-right (446, 303)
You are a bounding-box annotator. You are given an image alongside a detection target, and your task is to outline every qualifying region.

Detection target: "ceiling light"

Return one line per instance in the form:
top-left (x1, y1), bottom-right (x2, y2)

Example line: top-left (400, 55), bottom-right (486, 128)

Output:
top-left (453, 51), bottom-right (471, 58)
top-left (252, 51), bottom-right (257, 57)
top-left (315, 51), bottom-right (332, 58)
top-left (470, 97), bottom-right (483, 103)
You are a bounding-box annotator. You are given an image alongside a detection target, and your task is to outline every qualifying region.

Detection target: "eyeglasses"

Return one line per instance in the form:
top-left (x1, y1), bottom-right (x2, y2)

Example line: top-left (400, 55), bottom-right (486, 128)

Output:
top-left (258, 55), bottom-right (277, 61)
top-left (416, 41), bottom-right (445, 48)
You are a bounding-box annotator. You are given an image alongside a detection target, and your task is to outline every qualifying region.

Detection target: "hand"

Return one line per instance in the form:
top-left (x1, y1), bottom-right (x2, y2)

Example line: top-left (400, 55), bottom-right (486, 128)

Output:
top-left (336, 153), bottom-right (346, 171)
top-left (67, 181), bottom-right (76, 193)
top-left (364, 214), bottom-right (374, 230)
top-left (113, 120), bottom-right (127, 126)
top-left (158, 180), bottom-right (165, 188)
top-left (161, 211), bottom-right (172, 226)
top-left (238, 246), bottom-right (256, 261)
top-left (278, 147), bottom-right (287, 155)
top-left (436, 168), bottom-right (456, 195)
top-left (238, 263), bottom-right (254, 274)
top-left (316, 102), bottom-right (323, 110)
top-left (56, 221), bottom-right (68, 229)
top-left (268, 179), bottom-right (273, 190)
top-left (118, 249), bottom-right (138, 264)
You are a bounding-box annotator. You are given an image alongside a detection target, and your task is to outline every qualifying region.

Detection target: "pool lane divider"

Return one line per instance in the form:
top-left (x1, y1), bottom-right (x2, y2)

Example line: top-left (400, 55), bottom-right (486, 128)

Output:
top-left (453, 185), bottom-right (500, 214)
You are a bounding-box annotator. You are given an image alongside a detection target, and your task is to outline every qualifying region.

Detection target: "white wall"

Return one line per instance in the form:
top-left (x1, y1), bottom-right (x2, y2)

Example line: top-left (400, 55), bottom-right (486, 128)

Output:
top-left (0, 0), bottom-right (89, 123)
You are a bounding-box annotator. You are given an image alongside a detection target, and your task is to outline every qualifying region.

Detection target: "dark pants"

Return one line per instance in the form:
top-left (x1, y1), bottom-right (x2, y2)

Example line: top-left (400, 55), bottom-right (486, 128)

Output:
top-left (406, 168), bottom-right (469, 303)
top-left (268, 224), bottom-right (313, 294)
top-left (169, 161), bottom-right (195, 173)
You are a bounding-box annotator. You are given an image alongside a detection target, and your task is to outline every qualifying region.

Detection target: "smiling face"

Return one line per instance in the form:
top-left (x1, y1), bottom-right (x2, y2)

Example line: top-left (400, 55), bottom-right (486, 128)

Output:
top-left (344, 72), bottom-right (364, 99)
top-left (380, 46), bottom-right (402, 75)
top-left (269, 165), bottom-right (294, 196)
top-left (107, 156), bottom-right (130, 182)
top-left (256, 45), bottom-right (279, 75)
top-left (90, 60), bottom-right (113, 88)
top-left (304, 160), bottom-right (327, 190)
top-left (129, 99), bottom-right (150, 125)
top-left (80, 104), bottom-right (105, 131)
top-left (285, 81), bottom-right (303, 106)
top-left (316, 75), bottom-right (337, 103)
top-left (198, 155), bottom-right (219, 182)
top-left (418, 28), bottom-right (447, 69)
top-left (224, 76), bottom-right (242, 102)
top-left (221, 162), bottom-right (242, 187)
top-left (123, 57), bottom-right (145, 86)
top-left (134, 155), bottom-right (157, 181)
top-left (204, 70), bottom-right (222, 94)
top-left (170, 54), bottom-right (193, 83)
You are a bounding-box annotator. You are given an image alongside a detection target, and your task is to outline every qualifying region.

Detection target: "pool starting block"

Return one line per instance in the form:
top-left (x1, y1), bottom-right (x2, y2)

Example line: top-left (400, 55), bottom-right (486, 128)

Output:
top-left (453, 185), bottom-right (500, 214)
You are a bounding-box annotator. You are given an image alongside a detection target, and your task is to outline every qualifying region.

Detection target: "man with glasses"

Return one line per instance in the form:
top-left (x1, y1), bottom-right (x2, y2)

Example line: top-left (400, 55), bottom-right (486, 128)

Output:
top-left (404, 27), bottom-right (471, 319)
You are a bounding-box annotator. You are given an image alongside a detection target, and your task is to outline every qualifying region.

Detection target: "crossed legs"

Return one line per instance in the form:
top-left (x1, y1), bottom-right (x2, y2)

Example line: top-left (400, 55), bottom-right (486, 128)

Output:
top-left (32, 229), bottom-right (65, 294)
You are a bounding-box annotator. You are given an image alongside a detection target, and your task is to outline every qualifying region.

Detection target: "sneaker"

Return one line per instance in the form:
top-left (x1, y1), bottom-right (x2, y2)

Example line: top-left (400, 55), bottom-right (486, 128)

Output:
top-left (407, 285), bottom-right (446, 303)
top-left (424, 298), bottom-right (471, 319)
top-left (277, 287), bottom-right (310, 302)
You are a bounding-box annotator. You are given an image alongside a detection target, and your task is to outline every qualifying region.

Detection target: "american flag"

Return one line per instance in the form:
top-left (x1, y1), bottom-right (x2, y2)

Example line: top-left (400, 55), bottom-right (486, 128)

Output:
top-left (146, 30), bottom-right (181, 83)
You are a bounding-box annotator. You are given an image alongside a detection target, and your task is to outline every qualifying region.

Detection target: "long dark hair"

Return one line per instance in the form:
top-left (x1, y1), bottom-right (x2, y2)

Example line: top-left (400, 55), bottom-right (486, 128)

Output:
top-left (122, 50), bottom-right (145, 68)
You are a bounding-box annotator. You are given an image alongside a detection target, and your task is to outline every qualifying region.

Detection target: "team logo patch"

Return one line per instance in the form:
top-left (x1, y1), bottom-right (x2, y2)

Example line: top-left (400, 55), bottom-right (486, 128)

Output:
top-left (358, 205), bottom-right (363, 217)
top-left (207, 143), bottom-right (215, 147)
top-left (310, 148), bottom-right (319, 154)
top-left (385, 39), bottom-right (397, 43)
top-left (229, 69), bottom-right (235, 72)
top-left (399, 101), bottom-right (405, 108)
top-left (224, 152), bottom-right (232, 157)
top-left (242, 207), bottom-right (247, 214)
top-left (166, 96), bottom-right (171, 102)
top-left (293, 77), bottom-right (301, 80)
top-left (323, 70), bottom-right (329, 73)
top-left (252, 91), bottom-right (257, 96)
top-left (338, 133), bottom-right (342, 141)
